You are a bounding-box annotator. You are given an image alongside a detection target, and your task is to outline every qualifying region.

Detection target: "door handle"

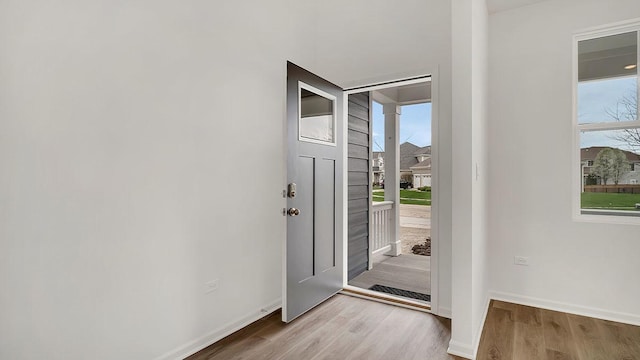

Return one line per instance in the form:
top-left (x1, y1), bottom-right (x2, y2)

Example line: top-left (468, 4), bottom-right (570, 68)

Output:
top-left (288, 208), bottom-right (300, 216)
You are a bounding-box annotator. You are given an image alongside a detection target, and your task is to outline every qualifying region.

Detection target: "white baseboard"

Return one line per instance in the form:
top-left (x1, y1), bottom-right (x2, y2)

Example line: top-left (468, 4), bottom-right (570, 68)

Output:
top-left (446, 296), bottom-right (489, 360)
top-left (489, 291), bottom-right (640, 327)
top-left (473, 295), bottom-right (491, 358)
top-left (371, 245), bottom-right (391, 256)
top-left (447, 340), bottom-right (473, 359)
top-left (436, 306), bottom-right (452, 319)
top-left (153, 299), bottom-right (282, 360)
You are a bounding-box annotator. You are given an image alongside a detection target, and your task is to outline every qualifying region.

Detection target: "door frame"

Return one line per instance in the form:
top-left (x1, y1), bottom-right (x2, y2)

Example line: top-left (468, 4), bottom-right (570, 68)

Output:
top-left (282, 64), bottom-right (442, 316)
top-left (341, 68), bottom-right (441, 314)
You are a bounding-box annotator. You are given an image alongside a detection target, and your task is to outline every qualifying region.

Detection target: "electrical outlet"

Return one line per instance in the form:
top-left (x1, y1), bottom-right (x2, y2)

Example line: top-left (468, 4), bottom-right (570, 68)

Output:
top-left (514, 256), bottom-right (529, 266)
top-left (205, 279), bottom-right (219, 294)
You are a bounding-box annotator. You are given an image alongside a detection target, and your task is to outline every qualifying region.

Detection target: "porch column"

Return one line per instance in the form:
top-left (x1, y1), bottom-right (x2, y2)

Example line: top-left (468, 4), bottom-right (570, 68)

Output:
top-left (383, 104), bottom-right (401, 256)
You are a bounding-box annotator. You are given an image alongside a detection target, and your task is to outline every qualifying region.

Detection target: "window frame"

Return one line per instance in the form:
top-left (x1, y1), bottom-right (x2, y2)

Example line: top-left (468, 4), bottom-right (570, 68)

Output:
top-left (298, 81), bottom-right (338, 146)
top-left (573, 19), bottom-right (640, 224)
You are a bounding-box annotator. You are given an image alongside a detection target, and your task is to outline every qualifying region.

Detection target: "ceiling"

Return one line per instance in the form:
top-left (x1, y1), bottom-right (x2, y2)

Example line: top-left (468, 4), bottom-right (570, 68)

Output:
top-left (484, 0), bottom-right (638, 81)
top-left (372, 82), bottom-right (431, 106)
top-left (579, 32), bottom-right (637, 82)
top-left (486, 0), bottom-right (551, 14)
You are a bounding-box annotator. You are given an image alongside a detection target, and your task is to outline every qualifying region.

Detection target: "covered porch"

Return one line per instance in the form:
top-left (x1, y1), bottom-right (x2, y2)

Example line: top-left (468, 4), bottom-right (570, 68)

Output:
top-left (349, 253), bottom-right (430, 300)
top-left (349, 191), bottom-right (431, 303)
top-left (346, 79), bottom-right (432, 304)
top-left (348, 202), bottom-right (431, 302)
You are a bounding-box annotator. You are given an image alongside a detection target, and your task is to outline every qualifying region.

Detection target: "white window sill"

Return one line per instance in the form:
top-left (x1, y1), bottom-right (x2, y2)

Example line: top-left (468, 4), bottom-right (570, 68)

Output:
top-left (575, 209), bottom-right (640, 225)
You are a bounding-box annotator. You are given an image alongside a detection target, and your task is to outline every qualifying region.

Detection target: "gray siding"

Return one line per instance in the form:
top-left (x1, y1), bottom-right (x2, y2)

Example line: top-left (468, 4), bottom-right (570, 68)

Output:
top-left (347, 92), bottom-right (370, 281)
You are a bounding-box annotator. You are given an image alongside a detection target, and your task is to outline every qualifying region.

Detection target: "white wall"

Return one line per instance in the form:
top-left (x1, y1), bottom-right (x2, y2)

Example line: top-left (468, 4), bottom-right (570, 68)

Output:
top-left (0, 1), bottom-right (455, 359)
top-left (450, 0), bottom-right (490, 357)
top-left (489, 0), bottom-right (640, 325)
top-left (451, 0), bottom-right (474, 354)
top-left (0, 1), bottom-right (316, 359)
top-left (470, 0), bottom-right (490, 355)
top-left (311, 0), bottom-right (454, 317)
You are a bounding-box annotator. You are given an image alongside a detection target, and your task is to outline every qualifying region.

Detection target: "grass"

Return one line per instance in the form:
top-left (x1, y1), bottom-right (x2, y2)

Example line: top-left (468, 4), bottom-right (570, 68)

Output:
top-left (581, 192), bottom-right (640, 211)
top-left (372, 189), bottom-right (431, 205)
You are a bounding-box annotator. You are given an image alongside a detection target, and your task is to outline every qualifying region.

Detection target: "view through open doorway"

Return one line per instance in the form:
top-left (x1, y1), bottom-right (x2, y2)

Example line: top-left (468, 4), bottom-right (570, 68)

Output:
top-left (347, 79), bottom-right (433, 306)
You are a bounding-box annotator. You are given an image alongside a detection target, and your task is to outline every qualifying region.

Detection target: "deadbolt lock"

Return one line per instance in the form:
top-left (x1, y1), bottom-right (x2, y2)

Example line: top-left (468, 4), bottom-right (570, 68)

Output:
top-left (287, 183), bottom-right (297, 198)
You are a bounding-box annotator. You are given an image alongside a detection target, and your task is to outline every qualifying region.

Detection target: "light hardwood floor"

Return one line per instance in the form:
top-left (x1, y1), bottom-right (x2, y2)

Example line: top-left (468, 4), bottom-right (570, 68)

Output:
top-left (186, 295), bottom-right (640, 360)
top-left (477, 300), bottom-right (640, 360)
top-left (186, 294), bottom-right (459, 360)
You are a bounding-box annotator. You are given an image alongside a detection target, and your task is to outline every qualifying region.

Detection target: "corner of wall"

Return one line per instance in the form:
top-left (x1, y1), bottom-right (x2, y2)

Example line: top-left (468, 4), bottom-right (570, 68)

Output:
top-left (472, 294), bottom-right (492, 358)
top-left (437, 307), bottom-right (452, 319)
top-left (447, 340), bottom-right (474, 359)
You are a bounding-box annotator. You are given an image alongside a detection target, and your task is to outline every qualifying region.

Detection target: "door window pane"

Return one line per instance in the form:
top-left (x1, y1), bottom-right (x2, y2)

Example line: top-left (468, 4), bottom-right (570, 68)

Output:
top-left (300, 87), bottom-right (334, 143)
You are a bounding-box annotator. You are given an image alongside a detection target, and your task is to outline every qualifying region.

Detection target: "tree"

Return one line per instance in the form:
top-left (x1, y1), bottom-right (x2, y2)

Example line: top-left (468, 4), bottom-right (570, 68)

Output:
top-left (592, 147), bottom-right (630, 185)
top-left (610, 148), bottom-right (630, 185)
top-left (607, 88), bottom-right (640, 151)
top-left (593, 148), bottom-right (613, 185)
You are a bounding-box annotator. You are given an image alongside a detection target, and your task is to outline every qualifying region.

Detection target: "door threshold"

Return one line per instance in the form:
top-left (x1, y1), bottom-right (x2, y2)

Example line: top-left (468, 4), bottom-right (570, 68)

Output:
top-left (341, 286), bottom-right (431, 312)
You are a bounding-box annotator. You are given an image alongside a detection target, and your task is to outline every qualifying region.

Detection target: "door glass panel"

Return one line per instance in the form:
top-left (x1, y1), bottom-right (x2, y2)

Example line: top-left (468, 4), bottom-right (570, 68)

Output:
top-left (300, 87), bottom-right (335, 143)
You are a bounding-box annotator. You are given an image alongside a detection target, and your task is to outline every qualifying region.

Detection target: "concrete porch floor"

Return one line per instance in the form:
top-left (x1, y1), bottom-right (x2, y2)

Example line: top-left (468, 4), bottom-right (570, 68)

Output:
top-left (348, 253), bottom-right (430, 299)
top-left (348, 203), bottom-right (431, 302)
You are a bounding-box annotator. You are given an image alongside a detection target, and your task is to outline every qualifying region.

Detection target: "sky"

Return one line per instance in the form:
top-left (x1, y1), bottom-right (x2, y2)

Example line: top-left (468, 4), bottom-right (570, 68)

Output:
top-left (371, 101), bottom-right (432, 152)
top-left (578, 76), bottom-right (638, 152)
top-left (369, 76), bottom-right (637, 154)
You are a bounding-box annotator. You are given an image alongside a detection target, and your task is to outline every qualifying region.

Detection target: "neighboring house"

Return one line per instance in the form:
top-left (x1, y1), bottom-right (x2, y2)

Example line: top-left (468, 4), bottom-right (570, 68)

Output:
top-left (372, 151), bottom-right (384, 185)
top-left (375, 142), bottom-right (432, 187)
top-left (410, 157), bottom-right (432, 188)
top-left (581, 146), bottom-right (640, 184)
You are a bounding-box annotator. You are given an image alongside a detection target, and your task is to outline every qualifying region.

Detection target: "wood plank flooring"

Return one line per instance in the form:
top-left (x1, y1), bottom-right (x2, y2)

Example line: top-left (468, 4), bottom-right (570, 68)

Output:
top-left (187, 296), bottom-right (640, 360)
top-left (187, 294), bottom-right (459, 360)
top-left (477, 300), bottom-right (640, 360)
top-left (349, 254), bottom-right (430, 297)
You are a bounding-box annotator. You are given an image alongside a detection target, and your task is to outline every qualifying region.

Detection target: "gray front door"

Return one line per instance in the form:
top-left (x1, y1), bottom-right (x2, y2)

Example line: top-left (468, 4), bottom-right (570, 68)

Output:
top-left (283, 62), bottom-right (344, 322)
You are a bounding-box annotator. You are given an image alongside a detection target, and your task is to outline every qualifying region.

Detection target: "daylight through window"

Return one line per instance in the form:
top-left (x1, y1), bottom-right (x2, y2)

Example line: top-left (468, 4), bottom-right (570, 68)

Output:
top-left (576, 25), bottom-right (640, 218)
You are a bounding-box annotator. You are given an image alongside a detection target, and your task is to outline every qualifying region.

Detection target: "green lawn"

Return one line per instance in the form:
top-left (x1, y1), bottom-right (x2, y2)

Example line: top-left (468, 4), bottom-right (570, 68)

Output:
top-left (581, 192), bottom-right (640, 211)
top-left (372, 189), bottom-right (431, 205)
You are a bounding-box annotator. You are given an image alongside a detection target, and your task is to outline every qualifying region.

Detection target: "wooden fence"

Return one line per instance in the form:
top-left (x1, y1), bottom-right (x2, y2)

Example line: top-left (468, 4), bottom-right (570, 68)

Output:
top-left (584, 185), bottom-right (640, 194)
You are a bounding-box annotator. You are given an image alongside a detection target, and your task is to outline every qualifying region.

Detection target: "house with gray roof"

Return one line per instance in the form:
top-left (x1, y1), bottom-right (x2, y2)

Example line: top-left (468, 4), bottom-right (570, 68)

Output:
top-left (374, 142), bottom-right (432, 187)
top-left (410, 157), bottom-right (432, 188)
top-left (581, 146), bottom-right (640, 185)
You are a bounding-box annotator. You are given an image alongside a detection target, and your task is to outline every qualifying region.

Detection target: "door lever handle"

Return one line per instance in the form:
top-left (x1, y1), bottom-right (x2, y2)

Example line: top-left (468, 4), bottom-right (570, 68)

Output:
top-left (288, 208), bottom-right (300, 216)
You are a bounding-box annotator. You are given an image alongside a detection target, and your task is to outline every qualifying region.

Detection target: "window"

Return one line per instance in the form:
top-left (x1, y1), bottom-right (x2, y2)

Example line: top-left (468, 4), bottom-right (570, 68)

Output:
top-left (299, 82), bottom-right (336, 145)
top-left (576, 22), bottom-right (640, 219)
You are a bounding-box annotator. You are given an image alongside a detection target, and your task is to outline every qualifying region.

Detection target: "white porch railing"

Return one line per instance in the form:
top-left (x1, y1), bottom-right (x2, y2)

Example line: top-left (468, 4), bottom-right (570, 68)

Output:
top-left (371, 201), bottom-right (394, 256)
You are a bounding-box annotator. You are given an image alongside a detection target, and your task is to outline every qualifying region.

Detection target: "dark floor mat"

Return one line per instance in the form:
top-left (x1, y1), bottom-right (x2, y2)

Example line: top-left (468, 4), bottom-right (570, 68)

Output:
top-left (369, 284), bottom-right (431, 302)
